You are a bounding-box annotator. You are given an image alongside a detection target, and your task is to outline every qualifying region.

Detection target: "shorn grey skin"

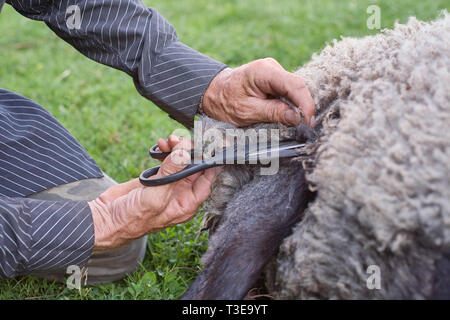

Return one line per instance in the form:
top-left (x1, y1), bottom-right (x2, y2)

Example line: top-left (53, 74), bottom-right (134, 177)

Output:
top-left (183, 13), bottom-right (450, 299)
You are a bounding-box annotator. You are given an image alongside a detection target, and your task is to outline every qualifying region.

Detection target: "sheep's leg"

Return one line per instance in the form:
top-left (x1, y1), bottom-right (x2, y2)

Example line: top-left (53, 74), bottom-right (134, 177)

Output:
top-left (181, 162), bottom-right (314, 300)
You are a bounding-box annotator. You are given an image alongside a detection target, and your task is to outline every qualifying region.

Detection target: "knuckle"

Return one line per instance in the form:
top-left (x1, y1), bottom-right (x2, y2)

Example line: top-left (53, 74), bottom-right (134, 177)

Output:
top-left (255, 58), bottom-right (279, 71)
top-left (263, 57), bottom-right (277, 64)
top-left (233, 103), bottom-right (252, 117)
top-left (266, 102), bottom-right (282, 121)
top-left (251, 58), bottom-right (266, 68)
top-left (270, 109), bottom-right (280, 122)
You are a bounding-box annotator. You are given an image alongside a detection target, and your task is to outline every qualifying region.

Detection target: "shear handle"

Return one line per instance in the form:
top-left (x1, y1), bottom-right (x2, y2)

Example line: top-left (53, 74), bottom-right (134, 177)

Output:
top-left (139, 162), bottom-right (219, 186)
top-left (149, 144), bottom-right (172, 161)
top-left (149, 144), bottom-right (196, 161)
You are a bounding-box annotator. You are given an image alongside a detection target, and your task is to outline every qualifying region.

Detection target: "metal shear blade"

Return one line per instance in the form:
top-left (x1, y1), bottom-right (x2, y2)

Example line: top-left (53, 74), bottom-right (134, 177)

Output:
top-left (139, 141), bottom-right (307, 186)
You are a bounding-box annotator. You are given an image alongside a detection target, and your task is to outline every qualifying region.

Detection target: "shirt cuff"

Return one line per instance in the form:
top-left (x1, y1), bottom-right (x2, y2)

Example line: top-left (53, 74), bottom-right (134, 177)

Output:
top-left (0, 197), bottom-right (94, 277)
top-left (26, 199), bottom-right (95, 274)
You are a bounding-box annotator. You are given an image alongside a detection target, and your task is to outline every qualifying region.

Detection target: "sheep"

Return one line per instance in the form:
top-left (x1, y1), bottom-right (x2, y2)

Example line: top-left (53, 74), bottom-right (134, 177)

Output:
top-left (182, 12), bottom-right (450, 300)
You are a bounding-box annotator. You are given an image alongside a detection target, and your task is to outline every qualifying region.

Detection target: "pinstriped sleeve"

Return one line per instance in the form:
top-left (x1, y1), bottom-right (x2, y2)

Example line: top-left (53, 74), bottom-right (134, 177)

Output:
top-left (0, 197), bottom-right (94, 278)
top-left (7, 0), bottom-right (227, 128)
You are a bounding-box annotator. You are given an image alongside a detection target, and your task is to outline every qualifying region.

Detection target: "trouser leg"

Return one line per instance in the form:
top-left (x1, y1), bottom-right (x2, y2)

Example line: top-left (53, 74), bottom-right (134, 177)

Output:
top-left (26, 173), bottom-right (148, 284)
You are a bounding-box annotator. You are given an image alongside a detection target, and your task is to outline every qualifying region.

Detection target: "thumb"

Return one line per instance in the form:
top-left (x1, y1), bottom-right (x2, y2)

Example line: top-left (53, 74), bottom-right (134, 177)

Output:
top-left (255, 98), bottom-right (302, 126)
top-left (158, 149), bottom-right (191, 177)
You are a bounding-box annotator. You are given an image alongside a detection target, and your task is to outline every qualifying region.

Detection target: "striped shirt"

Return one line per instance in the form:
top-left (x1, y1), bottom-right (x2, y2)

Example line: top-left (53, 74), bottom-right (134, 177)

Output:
top-left (0, 0), bottom-right (227, 277)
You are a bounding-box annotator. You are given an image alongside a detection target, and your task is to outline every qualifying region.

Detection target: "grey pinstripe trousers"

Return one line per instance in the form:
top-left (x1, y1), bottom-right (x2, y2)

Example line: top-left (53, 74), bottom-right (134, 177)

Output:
top-left (26, 174), bottom-right (147, 284)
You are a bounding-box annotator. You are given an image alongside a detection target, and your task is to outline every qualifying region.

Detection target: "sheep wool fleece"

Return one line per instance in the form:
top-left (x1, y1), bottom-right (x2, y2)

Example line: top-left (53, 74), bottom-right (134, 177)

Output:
top-left (199, 13), bottom-right (450, 299)
top-left (268, 13), bottom-right (450, 299)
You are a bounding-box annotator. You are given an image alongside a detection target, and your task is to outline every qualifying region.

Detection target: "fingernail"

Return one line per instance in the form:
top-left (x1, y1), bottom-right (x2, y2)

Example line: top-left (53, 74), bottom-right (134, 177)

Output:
top-left (310, 115), bottom-right (316, 128)
top-left (284, 109), bottom-right (301, 126)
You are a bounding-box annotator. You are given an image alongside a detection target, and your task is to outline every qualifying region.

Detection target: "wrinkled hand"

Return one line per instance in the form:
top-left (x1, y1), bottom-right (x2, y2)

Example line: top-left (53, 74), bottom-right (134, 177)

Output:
top-left (89, 138), bottom-right (216, 250)
top-left (201, 58), bottom-right (316, 127)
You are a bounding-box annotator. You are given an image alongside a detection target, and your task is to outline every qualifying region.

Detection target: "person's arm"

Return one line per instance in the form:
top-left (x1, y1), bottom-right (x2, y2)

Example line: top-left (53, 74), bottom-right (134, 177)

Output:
top-left (0, 197), bottom-right (93, 278)
top-left (6, 0), bottom-right (316, 128)
top-left (6, 0), bottom-right (227, 128)
top-left (88, 137), bottom-right (216, 250)
top-left (0, 137), bottom-right (215, 277)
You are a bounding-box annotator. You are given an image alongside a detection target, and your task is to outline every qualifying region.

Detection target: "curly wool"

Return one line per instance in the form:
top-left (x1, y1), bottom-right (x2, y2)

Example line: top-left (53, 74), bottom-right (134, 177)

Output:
top-left (271, 13), bottom-right (450, 299)
top-left (200, 13), bottom-right (450, 299)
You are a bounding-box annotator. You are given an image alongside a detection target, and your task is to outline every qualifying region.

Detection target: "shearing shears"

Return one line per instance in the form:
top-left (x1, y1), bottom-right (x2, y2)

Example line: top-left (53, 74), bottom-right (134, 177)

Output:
top-left (139, 141), bottom-right (308, 187)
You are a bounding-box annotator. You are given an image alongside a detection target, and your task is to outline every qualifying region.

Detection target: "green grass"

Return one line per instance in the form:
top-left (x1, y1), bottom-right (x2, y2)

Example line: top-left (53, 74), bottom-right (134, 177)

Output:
top-left (0, 0), bottom-right (448, 299)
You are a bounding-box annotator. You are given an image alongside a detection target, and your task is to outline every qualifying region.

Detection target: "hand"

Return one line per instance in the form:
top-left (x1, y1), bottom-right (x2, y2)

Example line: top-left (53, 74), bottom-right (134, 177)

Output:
top-left (156, 134), bottom-right (193, 155)
top-left (89, 138), bottom-right (217, 250)
top-left (201, 58), bottom-right (316, 127)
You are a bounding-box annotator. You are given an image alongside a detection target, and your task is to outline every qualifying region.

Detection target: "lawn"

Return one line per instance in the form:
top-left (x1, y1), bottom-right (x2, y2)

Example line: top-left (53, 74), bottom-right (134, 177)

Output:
top-left (0, 0), bottom-right (448, 299)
